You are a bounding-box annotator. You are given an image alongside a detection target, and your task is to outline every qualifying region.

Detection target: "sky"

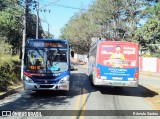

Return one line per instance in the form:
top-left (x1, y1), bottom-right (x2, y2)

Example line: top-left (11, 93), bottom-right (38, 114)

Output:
top-left (37, 0), bottom-right (94, 38)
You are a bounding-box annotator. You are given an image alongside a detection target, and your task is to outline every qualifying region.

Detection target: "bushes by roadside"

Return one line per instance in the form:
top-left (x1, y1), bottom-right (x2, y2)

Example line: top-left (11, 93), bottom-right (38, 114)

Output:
top-left (0, 37), bottom-right (21, 92)
top-left (0, 55), bottom-right (21, 92)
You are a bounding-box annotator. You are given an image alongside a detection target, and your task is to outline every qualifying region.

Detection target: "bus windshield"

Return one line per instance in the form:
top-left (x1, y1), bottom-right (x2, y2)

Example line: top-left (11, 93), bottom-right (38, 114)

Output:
top-left (24, 48), bottom-right (68, 73)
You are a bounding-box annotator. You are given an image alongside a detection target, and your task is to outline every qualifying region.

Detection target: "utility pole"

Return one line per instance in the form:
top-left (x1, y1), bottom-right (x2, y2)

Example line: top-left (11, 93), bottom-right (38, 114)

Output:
top-left (48, 23), bottom-right (49, 38)
top-left (21, 0), bottom-right (28, 80)
top-left (36, 0), bottom-right (39, 39)
top-left (41, 19), bottom-right (50, 38)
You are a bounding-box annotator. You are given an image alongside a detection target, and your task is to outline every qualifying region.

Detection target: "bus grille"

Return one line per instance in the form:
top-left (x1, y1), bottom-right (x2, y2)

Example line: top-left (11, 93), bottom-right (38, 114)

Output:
top-left (39, 85), bottom-right (54, 88)
top-left (35, 80), bottom-right (58, 84)
top-left (33, 76), bottom-right (56, 79)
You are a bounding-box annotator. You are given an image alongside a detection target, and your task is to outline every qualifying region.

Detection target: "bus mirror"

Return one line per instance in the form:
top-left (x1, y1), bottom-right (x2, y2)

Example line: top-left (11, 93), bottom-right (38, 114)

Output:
top-left (71, 51), bottom-right (74, 58)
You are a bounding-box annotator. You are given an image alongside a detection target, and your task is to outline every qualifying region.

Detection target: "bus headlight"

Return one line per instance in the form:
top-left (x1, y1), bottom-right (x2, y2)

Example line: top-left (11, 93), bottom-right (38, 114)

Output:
top-left (24, 75), bottom-right (34, 83)
top-left (59, 75), bottom-right (69, 83)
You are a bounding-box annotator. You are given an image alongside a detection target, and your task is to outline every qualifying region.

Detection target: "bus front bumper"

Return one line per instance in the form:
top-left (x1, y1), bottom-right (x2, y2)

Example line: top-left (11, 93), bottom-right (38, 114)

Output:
top-left (23, 81), bottom-right (70, 91)
top-left (93, 78), bottom-right (138, 87)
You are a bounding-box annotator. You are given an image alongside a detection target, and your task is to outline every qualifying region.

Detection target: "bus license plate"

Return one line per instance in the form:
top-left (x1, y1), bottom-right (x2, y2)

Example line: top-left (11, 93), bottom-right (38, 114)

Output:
top-left (113, 82), bottom-right (123, 86)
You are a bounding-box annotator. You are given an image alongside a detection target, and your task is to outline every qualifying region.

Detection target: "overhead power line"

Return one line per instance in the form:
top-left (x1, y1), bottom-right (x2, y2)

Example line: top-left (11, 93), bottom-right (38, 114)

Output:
top-left (36, 0), bottom-right (61, 38)
top-left (50, 3), bottom-right (87, 10)
top-left (38, 0), bottom-right (61, 10)
top-left (39, 2), bottom-right (87, 11)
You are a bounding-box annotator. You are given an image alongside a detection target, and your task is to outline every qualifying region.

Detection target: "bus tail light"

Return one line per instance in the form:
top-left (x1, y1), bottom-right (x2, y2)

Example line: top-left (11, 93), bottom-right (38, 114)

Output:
top-left (134, 70), bottom-right (139, 80)
top-left (96, 68), bottom-right (101, 79)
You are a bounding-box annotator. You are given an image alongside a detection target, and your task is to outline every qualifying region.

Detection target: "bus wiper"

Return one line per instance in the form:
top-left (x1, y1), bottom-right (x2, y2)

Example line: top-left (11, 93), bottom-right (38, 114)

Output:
top-left (35, 48), bottom-right (44, 59)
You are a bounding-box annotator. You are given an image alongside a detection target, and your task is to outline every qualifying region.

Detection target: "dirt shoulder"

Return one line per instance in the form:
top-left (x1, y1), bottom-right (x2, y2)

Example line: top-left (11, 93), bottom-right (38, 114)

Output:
top-left (144, 84), bottom-right (160, 110)
top-left (0, 82), bottom-right (23, 100)
top-left (71, 58), bottom-right (87, 65)
top-left (139, 72), bottom-right (160, 110)
top-left (140, 72), bottom-right (160, 80)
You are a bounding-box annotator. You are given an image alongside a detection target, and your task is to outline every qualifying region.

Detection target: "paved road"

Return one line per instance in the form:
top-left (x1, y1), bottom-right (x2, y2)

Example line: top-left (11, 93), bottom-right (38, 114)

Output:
top-left (139, 73), bottom-right (160, 88)
top-left (0, 64), bottom-right (159, 119)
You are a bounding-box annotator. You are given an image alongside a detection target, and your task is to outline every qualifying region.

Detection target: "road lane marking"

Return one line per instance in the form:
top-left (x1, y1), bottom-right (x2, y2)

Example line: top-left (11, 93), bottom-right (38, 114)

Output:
top-left (72, 75), bottom-right (88, 119)
top-left (80, 88), bottom-right (87, 119)
top-left (72, 74), bottom-right (82, 119)
top-left (72, 94), bottom-right (81, 119)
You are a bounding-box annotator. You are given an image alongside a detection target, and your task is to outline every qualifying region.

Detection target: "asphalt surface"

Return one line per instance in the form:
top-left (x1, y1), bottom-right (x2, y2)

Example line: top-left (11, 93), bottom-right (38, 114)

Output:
top-left (0, 64), bottom-right (160, 119)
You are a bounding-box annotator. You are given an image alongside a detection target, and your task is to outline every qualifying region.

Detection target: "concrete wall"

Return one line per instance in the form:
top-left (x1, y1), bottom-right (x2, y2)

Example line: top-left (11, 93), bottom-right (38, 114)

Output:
top-left (140, 57), bottom-right (160, 73)
top-left (74, 54), bottom-right (88, 63)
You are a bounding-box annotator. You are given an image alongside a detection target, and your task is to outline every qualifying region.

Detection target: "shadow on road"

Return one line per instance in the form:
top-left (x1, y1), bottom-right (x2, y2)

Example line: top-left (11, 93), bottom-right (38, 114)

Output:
top-left (0, 72), bottom-right (158, 110)
top-left (96, 85), bottom-right (158, 98)
top-left (0, 73), bottom-right (96, 110)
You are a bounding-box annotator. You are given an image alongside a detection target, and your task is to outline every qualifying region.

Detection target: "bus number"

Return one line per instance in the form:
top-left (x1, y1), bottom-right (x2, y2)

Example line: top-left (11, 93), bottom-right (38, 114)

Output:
top-left (30, 66), bottom-right (40, 70)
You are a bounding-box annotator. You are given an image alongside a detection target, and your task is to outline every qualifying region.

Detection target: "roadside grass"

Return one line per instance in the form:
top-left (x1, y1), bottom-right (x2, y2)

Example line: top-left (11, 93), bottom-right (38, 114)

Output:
top-left (145, 85), bottom-right (160, 110)
top-left (0, 83), bottom-right (23, 95)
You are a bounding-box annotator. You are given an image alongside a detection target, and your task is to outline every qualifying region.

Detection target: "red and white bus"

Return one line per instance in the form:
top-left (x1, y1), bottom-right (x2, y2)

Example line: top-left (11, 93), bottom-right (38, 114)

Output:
top-left (88, 41), bottom-right (139, 87)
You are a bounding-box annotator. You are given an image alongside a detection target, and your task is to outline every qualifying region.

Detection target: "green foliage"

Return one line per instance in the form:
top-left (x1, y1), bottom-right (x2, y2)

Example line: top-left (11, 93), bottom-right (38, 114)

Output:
top-left (61, 0), bottom-right (159, 55)
top-left (135, 3), bottom-right (160, 56)
top-left (61, 12), bottom-right (100, 54)
top-left (0, 0), bottom-right (23, 49)
top-left (0, 55), bottom-right (20, 92)
top-left (0, 0), bottom-right (44, 50)
top-left (0, 37), bottom-right (12, 55)
top-left (89, 0), bottom-right (149, 41)
top-left (0, 38), bottom-right (20, 91)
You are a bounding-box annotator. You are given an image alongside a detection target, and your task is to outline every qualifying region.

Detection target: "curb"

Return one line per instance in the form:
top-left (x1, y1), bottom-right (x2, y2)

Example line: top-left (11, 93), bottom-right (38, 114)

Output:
top-left (0, 86), bottom-right (23, 100)
top-left (140, 72), bottom-right (160, 77)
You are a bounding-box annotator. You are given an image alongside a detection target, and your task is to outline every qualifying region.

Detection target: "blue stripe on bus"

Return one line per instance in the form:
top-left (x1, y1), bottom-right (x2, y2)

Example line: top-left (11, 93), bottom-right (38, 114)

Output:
top-left (97, 64), bottom-right (138, 81)
top-left (25, 70), bottom-right (70, 83)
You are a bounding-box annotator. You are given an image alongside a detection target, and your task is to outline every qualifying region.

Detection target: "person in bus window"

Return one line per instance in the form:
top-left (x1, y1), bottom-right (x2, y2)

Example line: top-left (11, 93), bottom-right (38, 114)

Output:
top-left (29, 51), bottom-right (36, 65)
top-left (35, 55), bottom-right (43, 66)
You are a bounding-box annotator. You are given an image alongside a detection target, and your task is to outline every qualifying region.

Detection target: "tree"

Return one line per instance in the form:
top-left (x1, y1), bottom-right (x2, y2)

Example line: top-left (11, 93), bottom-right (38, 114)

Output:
top-left (135, 2), bottom-right (160, 56)
top-left (61, 0), bottom-right (159, 54)
top-left (0, 0), bottom-right (44, 50)
top-left (0, 0), bottom-right (23, 50)
top-left (89, 0), bottom-right (152, 41)
top-left (61, 11), bottom-right (100, 54)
